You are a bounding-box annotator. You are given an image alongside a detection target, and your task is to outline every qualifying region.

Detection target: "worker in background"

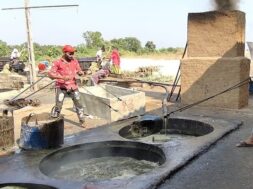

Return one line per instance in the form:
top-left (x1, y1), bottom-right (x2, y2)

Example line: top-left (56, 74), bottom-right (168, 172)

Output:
top-left (38, 60), bottom-right (50, 74)
top-left (10, 48), bottom-right (21, 70)
top-left (110, 46), bottom-right (121, 74)
top-left (90, 58), bottom-right (111, 85)
top-left (96, 45), bottom-right (105, 66)
top-left (10, 48), bottom-right (20, 60)
top-left (48, 45), bottom-right (86, 127)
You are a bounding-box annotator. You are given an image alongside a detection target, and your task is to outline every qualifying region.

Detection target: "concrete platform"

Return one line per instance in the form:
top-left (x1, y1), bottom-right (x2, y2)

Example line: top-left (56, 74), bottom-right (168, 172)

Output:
top-left (0, 114), bottom-right (240, 189)
top-left (158, 102), bottom-right (253, 189)
top-left (0, 84), bottom-right (252, 189)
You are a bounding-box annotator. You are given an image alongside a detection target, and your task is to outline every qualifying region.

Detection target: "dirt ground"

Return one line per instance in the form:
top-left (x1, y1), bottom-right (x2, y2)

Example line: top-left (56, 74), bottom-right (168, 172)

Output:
top-left (0, 82), bottom-right (177, 154)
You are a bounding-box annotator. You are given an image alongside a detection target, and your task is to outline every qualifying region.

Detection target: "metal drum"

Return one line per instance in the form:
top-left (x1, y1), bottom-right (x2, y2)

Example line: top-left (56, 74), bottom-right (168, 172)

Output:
top-left (19, 113), bottom-right (64, 150)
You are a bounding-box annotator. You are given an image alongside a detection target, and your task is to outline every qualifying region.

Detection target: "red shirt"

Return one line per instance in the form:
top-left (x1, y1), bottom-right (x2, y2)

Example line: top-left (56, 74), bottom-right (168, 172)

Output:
top-left (48, 58), bottom-right (81, 90)
top-left (111, 49), bottom-right (120, 66)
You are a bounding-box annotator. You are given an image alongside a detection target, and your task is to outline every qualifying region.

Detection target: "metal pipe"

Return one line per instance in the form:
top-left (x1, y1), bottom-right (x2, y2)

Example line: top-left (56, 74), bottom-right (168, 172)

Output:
top-left (133, 79), bottom-right (180, 87)
top-left (168, 42), bottom-right (187, 102)
top-left (11, 75), bottom-right (47, 101)
top-left (152, 84), bottom-right (169, 135)
top-left (23, 80), bottom-right (55, 99)
top-left (138, 82), bottom-right (169, 135)
top-left (168, 75), bottom-right (181, 102)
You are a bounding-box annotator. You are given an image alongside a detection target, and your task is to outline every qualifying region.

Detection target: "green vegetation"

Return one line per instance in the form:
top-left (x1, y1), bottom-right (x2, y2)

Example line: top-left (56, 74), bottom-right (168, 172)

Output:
top-left (0, 31), bottom-right (183, 64)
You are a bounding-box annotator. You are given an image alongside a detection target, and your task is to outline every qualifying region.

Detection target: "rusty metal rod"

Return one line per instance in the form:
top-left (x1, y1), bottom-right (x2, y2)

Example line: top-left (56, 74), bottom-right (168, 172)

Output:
top-left (23, 80), bottom-right (55, 99)
top-left (168, 42), bottom-right (188, 102)
top-left (11, 75), bottom-right (47, 101)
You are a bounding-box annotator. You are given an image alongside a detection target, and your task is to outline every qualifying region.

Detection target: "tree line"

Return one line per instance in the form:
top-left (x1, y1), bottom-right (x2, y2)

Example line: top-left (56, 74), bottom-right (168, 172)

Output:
top-left (0, 31), bottom-right (183, 62)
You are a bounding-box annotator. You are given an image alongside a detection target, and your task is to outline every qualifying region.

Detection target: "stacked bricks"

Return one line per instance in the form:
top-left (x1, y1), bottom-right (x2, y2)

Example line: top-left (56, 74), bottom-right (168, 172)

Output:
top-left (181, 10), bottom-right (250, 109)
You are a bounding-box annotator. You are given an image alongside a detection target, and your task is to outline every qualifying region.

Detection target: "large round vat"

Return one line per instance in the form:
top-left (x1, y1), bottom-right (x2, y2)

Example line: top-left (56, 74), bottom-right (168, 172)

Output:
top-left (0, 183), bottom-right (57, 189)
top-left (39, 141), bottom-right (166, 181)
top-left (119, 114), bottom-right (163, 139)
top-left (119, 117), bottom-right (214, 140)
top-left (164, 118), bottom-right (214, 136)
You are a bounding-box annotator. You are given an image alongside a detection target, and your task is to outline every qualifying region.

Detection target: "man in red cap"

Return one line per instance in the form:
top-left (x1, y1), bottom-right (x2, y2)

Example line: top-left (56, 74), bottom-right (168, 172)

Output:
top-left (48, 45), bottom-right (86, 127)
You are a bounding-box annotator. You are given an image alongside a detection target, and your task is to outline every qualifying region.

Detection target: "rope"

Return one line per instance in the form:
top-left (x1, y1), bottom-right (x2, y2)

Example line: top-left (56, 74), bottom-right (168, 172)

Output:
top-left (166, 77), bottom-right (251, 117)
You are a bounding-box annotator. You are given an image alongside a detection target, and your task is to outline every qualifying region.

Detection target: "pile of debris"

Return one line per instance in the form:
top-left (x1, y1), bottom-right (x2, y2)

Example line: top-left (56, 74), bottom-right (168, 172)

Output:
top-left (4, 98), bottom-right (40, 109)
top-left (0, 73), bottom-right (27, 90)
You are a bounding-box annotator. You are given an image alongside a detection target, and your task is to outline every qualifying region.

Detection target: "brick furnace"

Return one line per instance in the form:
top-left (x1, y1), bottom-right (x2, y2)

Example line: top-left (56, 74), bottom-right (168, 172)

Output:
top-left (181, 10), bottom-right (250, 109)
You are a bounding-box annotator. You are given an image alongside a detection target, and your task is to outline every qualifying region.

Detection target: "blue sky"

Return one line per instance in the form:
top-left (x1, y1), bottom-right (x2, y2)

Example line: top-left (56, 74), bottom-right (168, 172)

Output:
top-left (0, 0), bottom-right (253, 48)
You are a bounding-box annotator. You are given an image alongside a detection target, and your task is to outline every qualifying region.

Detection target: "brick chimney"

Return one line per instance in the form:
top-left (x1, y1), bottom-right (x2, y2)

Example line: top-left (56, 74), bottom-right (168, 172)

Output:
top-left (181, 10), bottom-right (250, 109)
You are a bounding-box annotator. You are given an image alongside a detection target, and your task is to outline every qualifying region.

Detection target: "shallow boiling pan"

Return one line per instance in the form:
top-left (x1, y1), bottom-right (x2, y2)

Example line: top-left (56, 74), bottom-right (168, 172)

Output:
top-left (39, 140), bottom-right (166, 177)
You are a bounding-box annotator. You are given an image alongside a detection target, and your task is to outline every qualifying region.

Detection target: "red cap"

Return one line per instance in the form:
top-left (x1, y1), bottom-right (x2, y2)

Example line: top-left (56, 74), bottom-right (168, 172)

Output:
top-left (62, 45), bottom-right (76, 53)
top-left (38, 63), bottom-right (46, 71)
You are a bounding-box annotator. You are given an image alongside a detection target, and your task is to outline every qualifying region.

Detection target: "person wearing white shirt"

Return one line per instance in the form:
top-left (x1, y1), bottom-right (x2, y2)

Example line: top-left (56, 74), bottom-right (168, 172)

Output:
top-left (96, 46), bottom-right (105, 64)
top-left (10, 48), bottom-right (20, 60)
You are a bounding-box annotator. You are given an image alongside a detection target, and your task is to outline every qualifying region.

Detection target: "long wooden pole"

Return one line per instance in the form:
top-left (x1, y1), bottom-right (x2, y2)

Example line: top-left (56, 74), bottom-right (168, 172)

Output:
top-left (25, 0), bottom-right (37, 90)
top-left (2, 3), bottom-right (79, 91)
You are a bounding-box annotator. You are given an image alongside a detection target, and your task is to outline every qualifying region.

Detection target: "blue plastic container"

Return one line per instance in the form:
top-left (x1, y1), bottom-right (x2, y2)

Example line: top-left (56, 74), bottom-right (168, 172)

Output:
top-left (19, 124), bottom-right (48, 149)
top-left (19, 113), bottom-right (64, 150)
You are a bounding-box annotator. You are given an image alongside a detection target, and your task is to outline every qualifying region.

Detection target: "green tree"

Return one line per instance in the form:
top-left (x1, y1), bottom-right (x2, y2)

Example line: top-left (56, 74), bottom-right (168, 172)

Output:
top-left (44, 45), bottom-right (61, 58)
top-left (110, 37), bottom-right (142, 52)
top-left (33, 42), bottom-right (44, 58)
top-left (0, 40), bottom-right (10, 57)
top-left (76, 44), bottom-right (96, 57)
top-left (145, 41), bottom-right (156, 52)
top-left (18, 43), bottom-right (29, 61)
top-left (32, 43), bottom-right (62, 61)
top-left (123, 37), bottom-right (142, 52)
top-left (82, 31), bottom-right (104, 48)
top-left (110, 38), bottom-right (127, 50)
